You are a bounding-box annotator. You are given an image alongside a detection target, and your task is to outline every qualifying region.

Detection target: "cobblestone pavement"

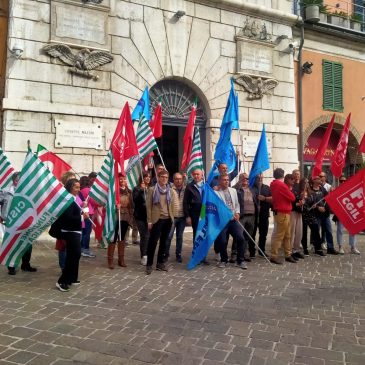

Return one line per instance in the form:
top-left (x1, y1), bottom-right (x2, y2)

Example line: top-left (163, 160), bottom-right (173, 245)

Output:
top-left (1, 230), bottom-right (365, 365)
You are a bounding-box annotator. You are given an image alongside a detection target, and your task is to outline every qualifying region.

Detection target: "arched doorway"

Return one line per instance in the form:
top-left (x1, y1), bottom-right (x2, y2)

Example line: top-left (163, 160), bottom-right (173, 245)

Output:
top-left (150, 79), bottom-right (207, 175)
top-left (304, 121), bottom-right (362, 183)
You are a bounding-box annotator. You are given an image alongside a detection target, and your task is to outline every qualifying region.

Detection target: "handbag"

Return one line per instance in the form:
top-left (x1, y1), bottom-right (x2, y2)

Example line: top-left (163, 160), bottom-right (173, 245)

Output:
top-left (49, 219), bottom-right (62, 239)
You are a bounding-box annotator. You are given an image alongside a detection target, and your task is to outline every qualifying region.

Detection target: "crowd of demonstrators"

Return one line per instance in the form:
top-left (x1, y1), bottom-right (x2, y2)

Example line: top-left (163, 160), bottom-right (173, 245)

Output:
top-left (2, 161), bottom-right (361, 289)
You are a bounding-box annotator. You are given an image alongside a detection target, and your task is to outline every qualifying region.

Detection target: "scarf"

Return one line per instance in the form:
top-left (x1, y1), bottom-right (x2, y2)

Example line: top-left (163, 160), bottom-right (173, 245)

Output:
top-left (152, 184), bottom-right (171, 205)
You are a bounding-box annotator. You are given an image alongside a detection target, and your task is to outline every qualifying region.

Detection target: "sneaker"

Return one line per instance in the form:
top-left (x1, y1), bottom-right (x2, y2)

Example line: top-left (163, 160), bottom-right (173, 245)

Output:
top-left (156, 263), bottom-right (168, 272)
top-left (56, 283), bottom-right (70, 292)
top-left (351, 247), bottom-right (360, 255)
top-left (82, 251), bottom-right (96, 258)
top-left (217, 261), bottom-right (227, 268)
top-left (315, 250), bottom-right (326, 257)
top-left (146, 266), bottom-right (153, 275)
top-left (21, 265), bottom-right (37, 272)
top-left (215, 253), bottom-right (220, 262)
top-left (176, 255), bottom-right (182, 263)
top-left (291, 254), bottom-right (299, 261)
top-left (141, 256), bottom-right (148, 266)
top-left (270, 257), bottom-right (283, 265)
top-left (235, 262), bottom-right (247, 270)
top-left (285, 256), bottom-right (297, 263)
top-left (338, 246), bottom-right (345, 254)
top-left (327, 248), bottom-right (339, 255)
top-left (321, 242), bottom-right (327, 250)
top-left (71, 281), bottom-right (80, 285)
top-left (8, 267), bottom-right (16, 275)
top-left (293, 252), bottom-right (305, 259)
top-left (303, 249), bottom-right (310, 256)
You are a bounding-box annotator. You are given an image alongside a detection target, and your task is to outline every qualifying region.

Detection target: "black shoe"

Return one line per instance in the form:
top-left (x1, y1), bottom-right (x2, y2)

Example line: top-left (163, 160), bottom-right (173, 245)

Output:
top-left (270, 257), bottom-right (283, 265)
top-left (291, 254), bottom-right (299, 261)
top-left (244, 257), bottom-right (251, 262)
top-left (176, 255), bottom-right (182, 263)
top-left (146, 266), bottom-right (153, 275)
top-left (303, 249), bottom-right (309, 256)
top-left (315, 250), bottom-right (326, 257)
top-left (293, 252), bottom-right (305, 259)
top-left (327, 248), bottom-right (339, 255)
top-left (56, 283), bottom-right (70, 292)
top-left (21, 265), bottom-right (37, 272)
top-left (8, 267), bottom-right (16, 275)
top-left (156, 263), bottom-right (168, 272)
top-left (285, 256), bottom-right (297, 263)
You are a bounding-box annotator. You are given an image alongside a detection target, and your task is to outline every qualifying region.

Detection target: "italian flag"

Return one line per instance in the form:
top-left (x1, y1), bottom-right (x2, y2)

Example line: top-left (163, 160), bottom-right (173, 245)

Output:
top-left (37, 144), bottom-right (72, 180)
top-left (187, 128), bottom-right (204, 181)
top-left (0, 151), bottom-right (74, 267)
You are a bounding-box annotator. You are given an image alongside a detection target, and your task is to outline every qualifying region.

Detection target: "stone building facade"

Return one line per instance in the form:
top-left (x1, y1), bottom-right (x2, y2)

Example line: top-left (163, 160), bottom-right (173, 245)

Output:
top-left (1, 0), bottom-right (299, 176)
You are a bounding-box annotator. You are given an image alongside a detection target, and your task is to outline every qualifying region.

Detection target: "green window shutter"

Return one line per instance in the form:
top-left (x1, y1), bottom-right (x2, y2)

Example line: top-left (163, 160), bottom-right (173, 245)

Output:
top-left (322, 60), bottom-right (343, 112)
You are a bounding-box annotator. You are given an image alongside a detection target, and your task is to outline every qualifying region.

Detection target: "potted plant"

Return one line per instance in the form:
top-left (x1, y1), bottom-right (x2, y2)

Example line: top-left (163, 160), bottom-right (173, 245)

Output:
top-left (328, 11), bottom-right (350, 28)
top-left (319, 4), bottom-right (330, 23)
top-left (350, 13), bottom-right (363, 31)
top-left (301, 0), bottom-right (321, 23)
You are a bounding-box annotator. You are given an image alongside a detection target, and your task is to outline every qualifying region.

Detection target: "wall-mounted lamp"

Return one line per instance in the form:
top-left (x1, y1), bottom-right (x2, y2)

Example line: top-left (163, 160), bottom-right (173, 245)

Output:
top-left (174, 10), bottom-right (186, 19)
top-left (302, 61), bottom-right (313, 74)
top-left (9, 44), bottom-right (23, 59)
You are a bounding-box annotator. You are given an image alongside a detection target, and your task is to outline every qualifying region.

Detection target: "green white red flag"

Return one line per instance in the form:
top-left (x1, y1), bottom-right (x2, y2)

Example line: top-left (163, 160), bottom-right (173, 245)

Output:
top-left (181, 104), bottom-right (196, 170)
top-left (187, 128), bottom-right (204, 180)
top-left (0, 148), bottom-right (14, 190)
top-left (359, 132), bottom-right (365, 153)
top-left (89, 150), bottom-right (116, 243)
top-left (37, 144), bottom-right (72, 181)
top-left (0, 151), bottom-right (74, 267)
top-left (126, 155), bottom-right (141, 190)
top-left (136, 114), bottom-right (158, 159)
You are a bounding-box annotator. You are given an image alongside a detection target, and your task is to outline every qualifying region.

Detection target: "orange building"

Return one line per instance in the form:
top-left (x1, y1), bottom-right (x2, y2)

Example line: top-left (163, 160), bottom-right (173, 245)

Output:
top-left (296, 0), bottom-right (365, 183)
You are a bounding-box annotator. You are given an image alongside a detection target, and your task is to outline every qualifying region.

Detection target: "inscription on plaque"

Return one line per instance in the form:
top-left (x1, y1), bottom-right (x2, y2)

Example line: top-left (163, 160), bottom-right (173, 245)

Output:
top-left (236, 38), bottom-right (274, 76)
top-left (55, 120), bottom-right (103, 149)
top-left (51, 1), bottom-right (109, 50)
top-left (242, 135), bottom-right (272, 158)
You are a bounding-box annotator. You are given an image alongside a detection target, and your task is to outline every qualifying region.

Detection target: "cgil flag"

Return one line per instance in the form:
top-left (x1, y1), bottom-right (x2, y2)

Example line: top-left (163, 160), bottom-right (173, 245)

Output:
top-left (150, 101), bottom-right (163, 138)
top-left (325, 168), bottom-right (365, 235)
top-left (187, 184), bottom-right (233, 270)
top-left (248, 124), bottom-right (270, 187)
top-left (89, 150), bottom-right (116, 243)
top-left (331, 113), bottom-right (351, 178)
top-left (0, 148), bottom-right (14, 190)
top-left (187, 128), bottom-right (204, 180)
top-left (181, 103), bottom-right (196, 170)
top-left (36, 144), bottom-right (72, 181)
top-left (0, 151), bottom-right (74, 267)
top-left (312, 114), bottom-right (335, 178)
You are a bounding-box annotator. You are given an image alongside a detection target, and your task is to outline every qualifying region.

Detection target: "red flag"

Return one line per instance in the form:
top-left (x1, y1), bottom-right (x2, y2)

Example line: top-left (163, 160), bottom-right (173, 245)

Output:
top-left (325, 168), bottom-right (365, 235)
top-left (37, 145), bottom-right (72, 181)
top-left (111, 102), bottom-right (138, 174)
top-left (149, 102), bottom-right (162, 138)
top-left (359, 132), bottom-right (365, 153)
top-left (312, 114), bottom-right (335, 178)
top-left (181, 105), bottom-right (196, 170)
top-left (331, 113), bottom-right (351, 178)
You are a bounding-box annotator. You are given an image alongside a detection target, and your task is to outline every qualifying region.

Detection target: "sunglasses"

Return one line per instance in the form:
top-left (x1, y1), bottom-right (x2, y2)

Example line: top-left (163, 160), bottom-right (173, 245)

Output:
top-left (319, 175), bottom-right (325, 177)
top-left (339, 180), bottom-right (346, 183)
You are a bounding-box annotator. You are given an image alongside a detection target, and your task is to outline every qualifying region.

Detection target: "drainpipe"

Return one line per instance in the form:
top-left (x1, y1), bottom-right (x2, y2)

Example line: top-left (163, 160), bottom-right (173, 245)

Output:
top-left (297, 20), bottom-right (305, 176)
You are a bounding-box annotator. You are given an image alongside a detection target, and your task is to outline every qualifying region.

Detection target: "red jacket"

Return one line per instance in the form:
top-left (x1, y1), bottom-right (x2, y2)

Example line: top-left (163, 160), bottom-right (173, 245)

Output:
top-left (270, 179), bottom-right (295, 214)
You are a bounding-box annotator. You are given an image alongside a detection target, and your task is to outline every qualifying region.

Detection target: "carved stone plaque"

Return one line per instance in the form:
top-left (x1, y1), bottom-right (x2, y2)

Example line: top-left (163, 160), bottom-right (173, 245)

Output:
top-left (236, 38), bottom-right (274, 76)
top-left (51, 1), bottom-right (110, 50)
top-left (55, 120), bottom-right (103, 149)
top-left (242, 135), bottom-right (272, 158)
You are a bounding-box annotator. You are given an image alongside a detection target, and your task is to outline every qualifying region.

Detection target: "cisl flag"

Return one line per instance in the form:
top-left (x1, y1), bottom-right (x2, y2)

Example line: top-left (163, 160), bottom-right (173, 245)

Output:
top-left (0, 151), bottom-right (74, 267)
top-left (325, 168), bottom-right (365, 235)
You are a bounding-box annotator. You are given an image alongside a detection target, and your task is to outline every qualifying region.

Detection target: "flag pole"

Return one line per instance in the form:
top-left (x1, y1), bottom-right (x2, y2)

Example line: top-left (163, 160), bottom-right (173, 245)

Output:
top-left (237, 221), bottom-right (272, 265)
top-left (155, 146), bottom-right (166, 169)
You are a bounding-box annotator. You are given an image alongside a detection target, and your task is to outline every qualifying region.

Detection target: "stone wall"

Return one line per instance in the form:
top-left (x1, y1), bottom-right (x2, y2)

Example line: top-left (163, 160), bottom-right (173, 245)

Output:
top-left (2, 0), bottom-right (299, 177)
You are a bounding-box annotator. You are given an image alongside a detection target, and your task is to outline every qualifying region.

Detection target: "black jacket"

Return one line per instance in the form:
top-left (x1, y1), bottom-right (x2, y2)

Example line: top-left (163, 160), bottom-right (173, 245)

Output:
top-left (251, 183), bottom-right (271, 218)
top-left (183, 182), bottom-right (202, 218)
top-left (55, 201), bottom-right (82, 232)
top-left (132, 186), bottom-right (147, 221)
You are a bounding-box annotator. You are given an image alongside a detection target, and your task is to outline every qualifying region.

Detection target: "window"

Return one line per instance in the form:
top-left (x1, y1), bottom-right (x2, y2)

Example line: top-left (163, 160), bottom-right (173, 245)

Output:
top-left (322, 60), bottom-right (343, 112)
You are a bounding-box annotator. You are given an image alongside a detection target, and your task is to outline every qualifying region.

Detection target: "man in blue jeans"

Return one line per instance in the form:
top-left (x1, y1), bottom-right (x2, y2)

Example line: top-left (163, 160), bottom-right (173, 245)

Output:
top-left (165, 173), bottom-right (186, 263)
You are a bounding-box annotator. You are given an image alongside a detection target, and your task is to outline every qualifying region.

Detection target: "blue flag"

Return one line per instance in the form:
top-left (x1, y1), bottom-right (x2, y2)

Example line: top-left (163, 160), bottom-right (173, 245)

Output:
top-left (207, 79), bottom-right (238, 183)
top-left (187, 184), bottom-right (233, 270)
top-left (248, 124), bottom-right (270, 187)
top-left (131, 86), bottom-right (151, 121)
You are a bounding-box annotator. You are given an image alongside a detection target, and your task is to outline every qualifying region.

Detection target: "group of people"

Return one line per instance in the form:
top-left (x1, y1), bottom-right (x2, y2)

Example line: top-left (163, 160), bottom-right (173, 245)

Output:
top-left (0, 163), bottom-right (360, 292)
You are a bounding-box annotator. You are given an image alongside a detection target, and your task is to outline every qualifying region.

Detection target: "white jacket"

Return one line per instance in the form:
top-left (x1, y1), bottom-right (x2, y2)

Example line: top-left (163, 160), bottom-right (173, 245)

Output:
top-left (215, 187), bottom-right (240, 216)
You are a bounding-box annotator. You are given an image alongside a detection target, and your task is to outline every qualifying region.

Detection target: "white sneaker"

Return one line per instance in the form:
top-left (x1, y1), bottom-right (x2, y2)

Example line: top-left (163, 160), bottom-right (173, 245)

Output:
top-left (338, 246), bottom-right (345, 254)
top-left (141, 255), bottom-right (148, 266)
top-left (217, 262), bottom-right (227, 268)
top-left (321, 243), bottom-right (327, 251)
top-left (351, 247), bottom-right (360, 255)
top-left (235, 262), bottom-right (247, 270)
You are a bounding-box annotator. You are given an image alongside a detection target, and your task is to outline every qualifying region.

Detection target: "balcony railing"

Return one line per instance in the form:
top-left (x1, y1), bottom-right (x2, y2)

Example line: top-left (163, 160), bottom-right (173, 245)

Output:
top-left (294, 0), bottom-right (365, 34)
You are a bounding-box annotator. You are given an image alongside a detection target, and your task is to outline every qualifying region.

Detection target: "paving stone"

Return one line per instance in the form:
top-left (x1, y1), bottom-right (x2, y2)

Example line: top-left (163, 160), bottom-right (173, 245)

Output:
top-left (5, 350), bottom-right (38, 364)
